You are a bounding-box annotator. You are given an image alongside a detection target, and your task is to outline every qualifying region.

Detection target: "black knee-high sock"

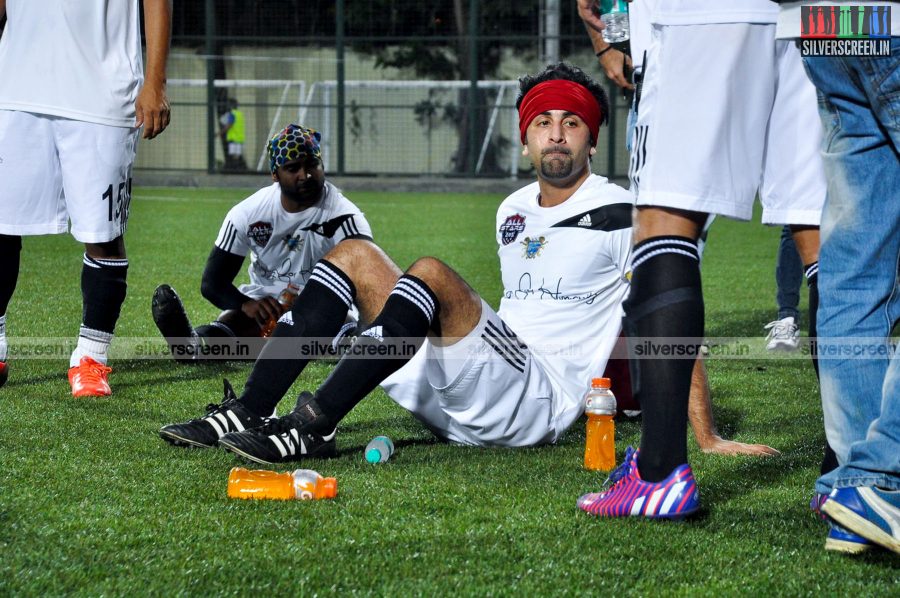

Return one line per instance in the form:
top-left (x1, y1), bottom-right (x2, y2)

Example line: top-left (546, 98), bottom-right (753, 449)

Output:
top-left (239, 260), bottom-right (356, 416)
top-left (309, 274), bottom-right (439, 430)
top-left (82, 254), bottom-right (128, 334)
top-left (0, 235), bottom-right (21, 316)
top-left (624, 237), bottom-right (703, 482)
top-left (805, 261), bottom-right (836, 474)
top-left (805, 262), bottom-right (819, 379)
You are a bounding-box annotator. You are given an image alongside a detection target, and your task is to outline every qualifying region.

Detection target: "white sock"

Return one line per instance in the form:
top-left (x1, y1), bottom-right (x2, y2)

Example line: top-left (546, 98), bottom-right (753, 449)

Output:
top-left (0, 315), bottom-right (6, 362)
top-left (70, 325), bottom-right (113, 367)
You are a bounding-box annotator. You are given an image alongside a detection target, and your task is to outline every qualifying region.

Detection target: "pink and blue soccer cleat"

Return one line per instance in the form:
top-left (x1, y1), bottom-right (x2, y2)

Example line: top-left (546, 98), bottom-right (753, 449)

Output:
top-left (577, 446), bottom-right (700, 519)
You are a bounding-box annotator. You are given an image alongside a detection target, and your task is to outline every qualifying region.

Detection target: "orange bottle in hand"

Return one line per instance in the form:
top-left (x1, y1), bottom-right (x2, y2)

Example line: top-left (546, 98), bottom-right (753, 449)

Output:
top-left (583, 377), bottom-right (617, 471)
top-left (261, 282), bottom-right (301, 337)
top-left (227, 467), bottom-right (337, 500)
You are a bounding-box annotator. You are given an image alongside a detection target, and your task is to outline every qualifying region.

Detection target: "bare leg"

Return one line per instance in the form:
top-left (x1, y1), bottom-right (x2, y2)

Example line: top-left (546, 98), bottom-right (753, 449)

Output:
top-left (688, 358), bottom-right (780, 456)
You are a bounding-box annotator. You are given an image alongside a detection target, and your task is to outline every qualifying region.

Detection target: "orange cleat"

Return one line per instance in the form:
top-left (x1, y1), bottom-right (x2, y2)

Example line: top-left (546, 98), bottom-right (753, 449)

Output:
top-left (68, 357), bottom-right (112, 397)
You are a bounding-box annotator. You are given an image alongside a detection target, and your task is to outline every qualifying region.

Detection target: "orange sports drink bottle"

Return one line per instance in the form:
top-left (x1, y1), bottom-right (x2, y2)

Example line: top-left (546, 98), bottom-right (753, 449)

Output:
top-left (227, 467), bottom-right (337, 500)
top-left (261, 282), bottom-right (301, 337)
top-left (583, 377), bottom-right (617, 471)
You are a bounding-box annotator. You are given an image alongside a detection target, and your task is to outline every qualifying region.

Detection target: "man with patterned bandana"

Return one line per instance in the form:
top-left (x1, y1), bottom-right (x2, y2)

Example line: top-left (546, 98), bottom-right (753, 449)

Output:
top-left (151, 124), bottom-right (371, 363)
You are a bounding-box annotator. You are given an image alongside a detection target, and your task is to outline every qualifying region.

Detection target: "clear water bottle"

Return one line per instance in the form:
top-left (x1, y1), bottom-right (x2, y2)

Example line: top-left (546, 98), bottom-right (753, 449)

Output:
top-left (365, 435), bottom-right (394, 463)
top-left (583, 377), bottom-right (617, 471)
top-left (599, 0), bottom-right (630, 43)
top-left (227, 467), bottom-right (337, 500)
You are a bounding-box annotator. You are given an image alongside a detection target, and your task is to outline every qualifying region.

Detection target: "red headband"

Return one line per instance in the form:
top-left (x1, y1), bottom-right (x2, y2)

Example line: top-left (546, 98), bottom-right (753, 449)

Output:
top-left (518, 79), bottom-right (602, 145)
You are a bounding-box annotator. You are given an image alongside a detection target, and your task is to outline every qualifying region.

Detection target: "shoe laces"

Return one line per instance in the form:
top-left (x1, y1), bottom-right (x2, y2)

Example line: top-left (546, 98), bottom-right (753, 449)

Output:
top-left (76, 360), bottom-right (112, 382)
top-left (764, 318), bottom-right (797, 340)
top-left (600, 446), bottom-right (638, 492)
top-left (256, 410), bottom-right (304, 435)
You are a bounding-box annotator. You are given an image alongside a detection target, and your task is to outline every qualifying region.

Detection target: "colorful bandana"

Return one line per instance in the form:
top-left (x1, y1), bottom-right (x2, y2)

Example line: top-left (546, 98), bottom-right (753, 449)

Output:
top-left (267, 124), bottom-right (322, 173)
top-left (518, 79), bottom-right (603, 145)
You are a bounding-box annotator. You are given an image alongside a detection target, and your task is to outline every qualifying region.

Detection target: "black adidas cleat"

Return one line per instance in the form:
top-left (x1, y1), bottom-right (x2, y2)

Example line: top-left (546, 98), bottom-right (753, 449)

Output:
top-left (152, 284), bottom-right (197, 363)
top-left (0, 361), bottom-right (8, 388)
top-left (159, 379), bottom-right (267, 448)
top-left (218, 391), bottom-right (336, 464)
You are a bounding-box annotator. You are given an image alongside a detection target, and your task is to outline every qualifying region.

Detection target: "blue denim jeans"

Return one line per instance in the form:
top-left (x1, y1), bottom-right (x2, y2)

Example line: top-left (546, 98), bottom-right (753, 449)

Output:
top-left (775, 225), bottom-right (802, 322)
top-left (803, 39), bottom-right (900, 493)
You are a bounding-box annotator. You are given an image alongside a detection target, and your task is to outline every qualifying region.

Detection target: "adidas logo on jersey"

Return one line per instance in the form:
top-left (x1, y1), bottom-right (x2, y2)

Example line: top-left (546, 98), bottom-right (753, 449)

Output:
top-left (578, 214), bottom-right (592, 227)
top-left (361, 325), bottom-right (384, 342)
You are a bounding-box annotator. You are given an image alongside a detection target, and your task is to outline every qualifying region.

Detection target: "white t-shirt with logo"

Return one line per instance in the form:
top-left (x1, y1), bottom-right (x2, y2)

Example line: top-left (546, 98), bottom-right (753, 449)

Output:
top-left (0, 0), bottom-right (145, 127)
top-left (214, 181), bottom-right (372, 300)
top-left (496, 174), bottom-right (634, 428)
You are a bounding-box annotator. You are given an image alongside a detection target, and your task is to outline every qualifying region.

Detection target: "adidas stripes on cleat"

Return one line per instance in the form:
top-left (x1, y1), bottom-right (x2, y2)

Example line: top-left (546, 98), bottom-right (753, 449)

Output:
top-left (159, 379), bottom-right (266, 448)
top-left (218, 391), bottom-right (336, 465)
top-left (577, 446), bottom-right (700, 519)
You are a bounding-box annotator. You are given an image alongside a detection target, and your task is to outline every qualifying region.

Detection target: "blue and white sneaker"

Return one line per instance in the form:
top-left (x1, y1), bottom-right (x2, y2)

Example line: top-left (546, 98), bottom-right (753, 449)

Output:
top-left (822, 486), bottom-right (900, 555)
top-left (810, 492), bottom-right (872, 554)
top-left (577, 446), bottom-right (700, 519)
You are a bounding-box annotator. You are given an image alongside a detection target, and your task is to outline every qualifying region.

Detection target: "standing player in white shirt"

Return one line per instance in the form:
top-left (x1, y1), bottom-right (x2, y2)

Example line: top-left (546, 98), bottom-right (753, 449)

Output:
top-left (0, 0), bottom-right (172, 396)
top-left (151, 124), bottom-right (371, 363)
top-left (577, 0), bottom-right (825, 519)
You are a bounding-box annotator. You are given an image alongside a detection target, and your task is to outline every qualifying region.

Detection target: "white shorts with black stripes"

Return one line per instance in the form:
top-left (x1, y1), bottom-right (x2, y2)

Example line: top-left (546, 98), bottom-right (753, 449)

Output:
top-left (380, 299), bottom-right (560, 447)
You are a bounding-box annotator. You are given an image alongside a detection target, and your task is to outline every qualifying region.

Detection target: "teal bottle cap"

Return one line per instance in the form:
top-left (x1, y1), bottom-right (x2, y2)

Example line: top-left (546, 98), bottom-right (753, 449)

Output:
top-left (365, 448), bottom-right (382, 463)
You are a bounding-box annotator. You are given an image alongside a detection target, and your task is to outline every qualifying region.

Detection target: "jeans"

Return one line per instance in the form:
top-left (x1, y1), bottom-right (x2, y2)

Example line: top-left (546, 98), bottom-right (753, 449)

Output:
top-left (803, 39), bottom-right (900, 493)
top-left (775, 225), bottom-right (802, 322)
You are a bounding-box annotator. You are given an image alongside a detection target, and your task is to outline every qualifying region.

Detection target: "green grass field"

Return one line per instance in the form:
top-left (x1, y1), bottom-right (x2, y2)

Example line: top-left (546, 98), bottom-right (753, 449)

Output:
top-left (1, 187), bottom-right (897, 595)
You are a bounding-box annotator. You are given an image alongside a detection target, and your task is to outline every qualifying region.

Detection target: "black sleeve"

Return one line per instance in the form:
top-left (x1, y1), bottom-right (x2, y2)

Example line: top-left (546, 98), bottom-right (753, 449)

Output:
top-left (200, 247), bottom-right (252, 310)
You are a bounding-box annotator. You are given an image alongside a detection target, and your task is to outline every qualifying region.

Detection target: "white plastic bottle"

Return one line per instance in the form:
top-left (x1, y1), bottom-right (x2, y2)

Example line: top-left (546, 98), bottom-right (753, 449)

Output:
top-left (365, 435), bottom-right (394, 463)
top-left (600, 0), bottom-right (630, 43)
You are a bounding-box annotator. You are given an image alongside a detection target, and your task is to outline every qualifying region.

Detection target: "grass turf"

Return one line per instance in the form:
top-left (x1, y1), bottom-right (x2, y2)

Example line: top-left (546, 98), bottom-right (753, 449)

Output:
top-left (1, 187), bottom-right (897, 595)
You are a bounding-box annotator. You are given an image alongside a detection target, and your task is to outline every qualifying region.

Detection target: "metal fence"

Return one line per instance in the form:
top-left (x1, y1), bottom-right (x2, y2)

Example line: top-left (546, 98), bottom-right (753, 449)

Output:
top-left (144, 1), bottom-right (633, 179)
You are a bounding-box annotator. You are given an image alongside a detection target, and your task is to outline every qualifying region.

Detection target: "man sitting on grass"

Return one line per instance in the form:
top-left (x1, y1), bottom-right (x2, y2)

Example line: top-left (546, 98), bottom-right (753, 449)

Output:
top-left (151, 124), bottom-right (369, 362)
top-left (159, 63), bottom-right (776, 473)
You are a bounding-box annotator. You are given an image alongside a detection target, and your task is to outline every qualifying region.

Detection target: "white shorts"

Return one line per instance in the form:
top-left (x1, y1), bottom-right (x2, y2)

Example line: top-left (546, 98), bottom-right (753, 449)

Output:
top-left (381, 299), bottom-right (560, 447)
top-left (629, 23), bottom-right (824, 225)
top-left (0, 111), bottom-right (139, 243)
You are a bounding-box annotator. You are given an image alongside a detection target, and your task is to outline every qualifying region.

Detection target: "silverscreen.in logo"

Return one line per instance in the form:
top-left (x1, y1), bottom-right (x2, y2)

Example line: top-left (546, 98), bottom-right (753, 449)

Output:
top-left (800, 5), bottom-right (891, 56)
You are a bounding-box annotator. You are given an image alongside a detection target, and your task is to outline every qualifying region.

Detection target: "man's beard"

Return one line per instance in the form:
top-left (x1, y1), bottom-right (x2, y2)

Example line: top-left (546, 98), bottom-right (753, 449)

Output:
top-left (540, 152), bottom-right (574, 180)
top-left (283, 178), bottom-right (324, 204)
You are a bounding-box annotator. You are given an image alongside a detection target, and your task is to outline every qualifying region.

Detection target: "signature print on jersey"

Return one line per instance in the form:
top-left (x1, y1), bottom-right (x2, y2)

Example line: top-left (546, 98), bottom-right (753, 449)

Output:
top-left (500, 214), bottom-right (526, 245)
top-left (248, 221), bottom-right (274, 247)
top-left (521, 236), bottom-right (548, 259)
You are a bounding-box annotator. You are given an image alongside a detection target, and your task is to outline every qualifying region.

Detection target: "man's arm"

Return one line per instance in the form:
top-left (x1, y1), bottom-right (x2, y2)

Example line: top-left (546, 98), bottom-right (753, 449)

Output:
top-left (577, 0), bottom-right (605, 33)
top-left (1, 1), bottom-right (6, 21)
top-left (584, 19), bottom-right (634, 90)
top-left (688, 358), bottom-right (781, 456)
top-left (135, 0), bottom-right (172, 139)
top-left (200, 247), bottom-right (284, 328)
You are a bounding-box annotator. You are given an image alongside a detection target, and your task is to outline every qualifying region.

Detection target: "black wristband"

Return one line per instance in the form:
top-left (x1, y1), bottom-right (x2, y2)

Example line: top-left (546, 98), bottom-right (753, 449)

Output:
top-left (595, 46), bottom-right (614, 59)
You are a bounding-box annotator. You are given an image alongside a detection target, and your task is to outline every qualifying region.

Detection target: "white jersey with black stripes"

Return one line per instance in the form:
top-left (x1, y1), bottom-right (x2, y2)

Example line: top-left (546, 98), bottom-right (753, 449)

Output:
top-left (213, 181), bottom-right (372, 300)
top-left (496, 174), bottom-right (634, 427)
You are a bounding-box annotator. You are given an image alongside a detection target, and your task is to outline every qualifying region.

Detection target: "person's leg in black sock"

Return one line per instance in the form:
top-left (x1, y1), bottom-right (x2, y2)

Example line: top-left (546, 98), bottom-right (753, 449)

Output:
top-left (624, 235), bottom-right (704, 482)
top-left (238, 259), bottom-right (357, 416)
top-left (72, 251), bottom-right (128, 366)
top-left (305, 273), bottom-right (440, 431)
top-left (805, 261), bottom-right (837, 474)
top-left (0, 235), bottom-right (21, 383)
